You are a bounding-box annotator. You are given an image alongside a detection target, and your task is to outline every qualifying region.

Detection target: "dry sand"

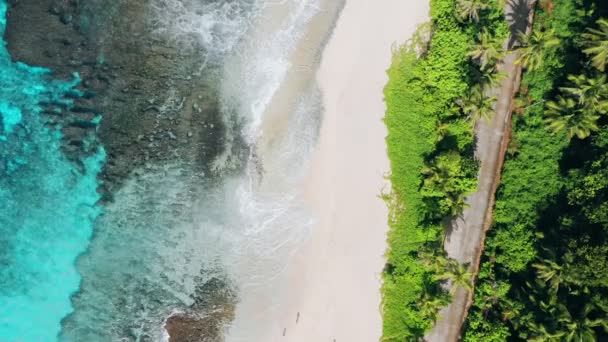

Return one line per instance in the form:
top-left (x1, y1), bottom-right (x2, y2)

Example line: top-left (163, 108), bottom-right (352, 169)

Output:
top-left (273, 1), bottom-right (429, 341)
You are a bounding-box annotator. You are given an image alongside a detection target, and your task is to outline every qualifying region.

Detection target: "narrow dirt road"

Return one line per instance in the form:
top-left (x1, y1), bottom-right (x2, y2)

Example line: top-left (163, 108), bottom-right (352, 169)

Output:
top-left (425, 1), bottom-right (536, 341)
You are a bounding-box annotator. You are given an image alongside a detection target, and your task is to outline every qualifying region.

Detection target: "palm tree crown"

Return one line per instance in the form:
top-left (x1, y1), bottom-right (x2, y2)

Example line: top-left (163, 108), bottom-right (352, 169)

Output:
top-left (527, 322), bottom-right (565, 342)
top-left (582, 18), bottom-right (608, 72)
top-left (516, 30), bottom-right (560, 71)
top-left (532, 259), bottom-right (564, 294)
top-left (456, 0), bottom-right (489, 22)
top-left (475, 67), bottom-right (507, 89)
top-left (433, 259), bottom-right (473, 295)
top-left (558, 304), bottom-right (608, 342)
top-left (545, 97), bottom-right (600, 140)
top-left (560, 74), bottom-right (608, 114)
top-left (417, 292), bottom-right (450, 323)
top-left (457, 85), bottom-right (496, 124)
top-left (469, 29), bottom-right (504, 69)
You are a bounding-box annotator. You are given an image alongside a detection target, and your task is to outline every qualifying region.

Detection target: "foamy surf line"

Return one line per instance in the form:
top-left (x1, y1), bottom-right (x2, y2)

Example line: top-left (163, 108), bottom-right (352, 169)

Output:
top-left (221, 0), bottom-right (346, 341)
top-left (54, 0), bottom-right (333, 340)
top-left (143, 0), bottom-right (345, 341)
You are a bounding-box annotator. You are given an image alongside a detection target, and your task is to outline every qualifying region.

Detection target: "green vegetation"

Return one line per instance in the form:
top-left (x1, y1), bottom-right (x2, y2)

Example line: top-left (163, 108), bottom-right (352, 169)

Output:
top-left (384, 0), bottom-right (608, 340)
top-left (515, 29), bottom-right (560, 71)
top-left (468, 28), bottom-right (505, 69)
top-left (462, 0), bottom-right (608, 340)
top-left (583, 18), bottom-right (608, 72)
top-left (381, 0), bottom-right (508, 339)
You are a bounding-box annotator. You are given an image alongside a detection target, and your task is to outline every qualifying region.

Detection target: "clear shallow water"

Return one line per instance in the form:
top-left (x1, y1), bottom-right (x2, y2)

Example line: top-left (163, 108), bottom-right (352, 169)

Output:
top-left (62, 2), bottom-right (322, 340)
top-left (1, 0), bottom-right (327, 340)
top-left (0, 1), bottom-right (105, 340)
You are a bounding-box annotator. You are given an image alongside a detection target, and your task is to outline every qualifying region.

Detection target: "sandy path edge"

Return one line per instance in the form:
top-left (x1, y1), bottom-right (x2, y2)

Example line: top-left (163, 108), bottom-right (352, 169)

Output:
top-left (270, 1), bottom-right (429, 341)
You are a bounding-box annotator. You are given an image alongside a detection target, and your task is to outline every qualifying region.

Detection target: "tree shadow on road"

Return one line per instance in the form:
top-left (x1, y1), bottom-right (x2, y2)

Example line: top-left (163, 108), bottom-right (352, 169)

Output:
top-left (506, 0), bottom-right (534, 49)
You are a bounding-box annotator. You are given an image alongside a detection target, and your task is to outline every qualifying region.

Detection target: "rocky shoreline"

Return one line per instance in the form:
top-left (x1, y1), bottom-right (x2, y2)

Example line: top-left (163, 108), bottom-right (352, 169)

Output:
top-left (5, 1), bottom-right (241, 340)
top-left (6, 0), bottom-right (244, 197)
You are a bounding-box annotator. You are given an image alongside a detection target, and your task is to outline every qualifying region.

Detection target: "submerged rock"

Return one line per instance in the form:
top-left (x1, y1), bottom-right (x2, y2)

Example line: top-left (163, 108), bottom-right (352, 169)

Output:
top-left (5, 0), bottom-right (243, 195)
top-left (3, 0), bottom-right (250, 340)
top-left (166, 276), bottom-right (237, 342)
top-left (165, 314), bottom-right (226, 342)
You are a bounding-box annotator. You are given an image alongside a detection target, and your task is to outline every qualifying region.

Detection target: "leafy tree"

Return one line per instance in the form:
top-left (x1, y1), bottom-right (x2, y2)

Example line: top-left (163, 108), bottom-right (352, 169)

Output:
top-left (516, 30), bottom-right (560, 71)
top-left (455, 0), bottom-right (489, 22)
top-left (567, 139), bottom-right (608, 228)
top-left (457, 84), bottom-right (496, 124)
top-left (469, 29), bottom-right (505, 69)
top-left (582, 18), bottom-right (608, 72)
top-left (545, 97), bottom-right (600, 139)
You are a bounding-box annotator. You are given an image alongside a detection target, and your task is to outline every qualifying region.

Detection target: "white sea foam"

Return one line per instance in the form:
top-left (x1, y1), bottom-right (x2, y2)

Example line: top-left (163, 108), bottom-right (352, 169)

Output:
top-left (149, 0), bottom-right (259, 57)
top-left (220, 0), bottom-right (320, 143)
top-left (154, 1), bottom-right (329, 340)
top-left (223, 87), bottom-right (323, 342)
top-left (63, 1), bottom-right (329, 340)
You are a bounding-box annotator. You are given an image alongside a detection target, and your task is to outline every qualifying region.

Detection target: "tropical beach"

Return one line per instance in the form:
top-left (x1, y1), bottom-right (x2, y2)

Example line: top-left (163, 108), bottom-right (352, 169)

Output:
top-left (3, 0), bottom-right (608, 341)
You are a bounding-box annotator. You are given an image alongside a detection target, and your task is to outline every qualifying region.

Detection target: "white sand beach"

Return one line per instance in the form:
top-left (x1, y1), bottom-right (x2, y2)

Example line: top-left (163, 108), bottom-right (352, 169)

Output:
top-left (274, 1), bottom-right (429, 341)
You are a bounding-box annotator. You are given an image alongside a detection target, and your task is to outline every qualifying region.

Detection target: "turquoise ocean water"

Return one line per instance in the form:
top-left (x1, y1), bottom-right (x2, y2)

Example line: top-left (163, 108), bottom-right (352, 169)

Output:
top-left (0, 0), bottom-right (326, 340)
top-left (0, 1), bottom-right (106, 340)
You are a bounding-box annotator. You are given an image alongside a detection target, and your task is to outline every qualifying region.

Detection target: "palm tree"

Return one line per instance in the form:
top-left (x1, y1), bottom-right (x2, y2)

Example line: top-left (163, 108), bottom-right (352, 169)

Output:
top-left (469, 29), bottom-right (504, 69)
top-left (436, 121), bottom-right (451, 142)
top-left (456, 0), bottom-right (489, 22)
top-left (527, 323), bottom-right (566, 342)
top-left (526, 288), bottom-right (560, 315)
top-left (421, 152), bottom-right (462, 190)
top-left (433, 259), bottom-right (473, 295)
top-left (420, 252), bottom-right (451, 274)
top-left (582, 18), bottom-right (608, 72)
top-left (417, 292), bottom-right (450, 323)
top-left (532, 259), bottom-right (563, 294)
top-left (457, 85), bottom-right (496, 124)
top-left (445, 191), bottom-right (469, 218)
top-left (421, 161), bottom-right (451, 190)
top-left (500, 298), bottom-right (521, 324)
top-left (545, 97), bottom-right (600, 139)
top-left (560, 74), bottom-right (608, 114)
top-left (475, 67), bottom-right (507, 89)
top-left (516, 29), bottom-right (560, 71)
top-left (558, 304), bottom-right (608, 342)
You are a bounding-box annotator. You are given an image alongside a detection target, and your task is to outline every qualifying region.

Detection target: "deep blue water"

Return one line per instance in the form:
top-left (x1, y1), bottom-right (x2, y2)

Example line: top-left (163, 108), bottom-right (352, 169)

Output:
top-left (0, 1), bottom-right (105, 340)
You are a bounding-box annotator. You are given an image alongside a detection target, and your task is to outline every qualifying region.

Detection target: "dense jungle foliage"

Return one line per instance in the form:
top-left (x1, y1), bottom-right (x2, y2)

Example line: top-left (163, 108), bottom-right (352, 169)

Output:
top-left (463, 0), bottom-right (608, 340)
top-left (382, 0), bottom-right (509, 339)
